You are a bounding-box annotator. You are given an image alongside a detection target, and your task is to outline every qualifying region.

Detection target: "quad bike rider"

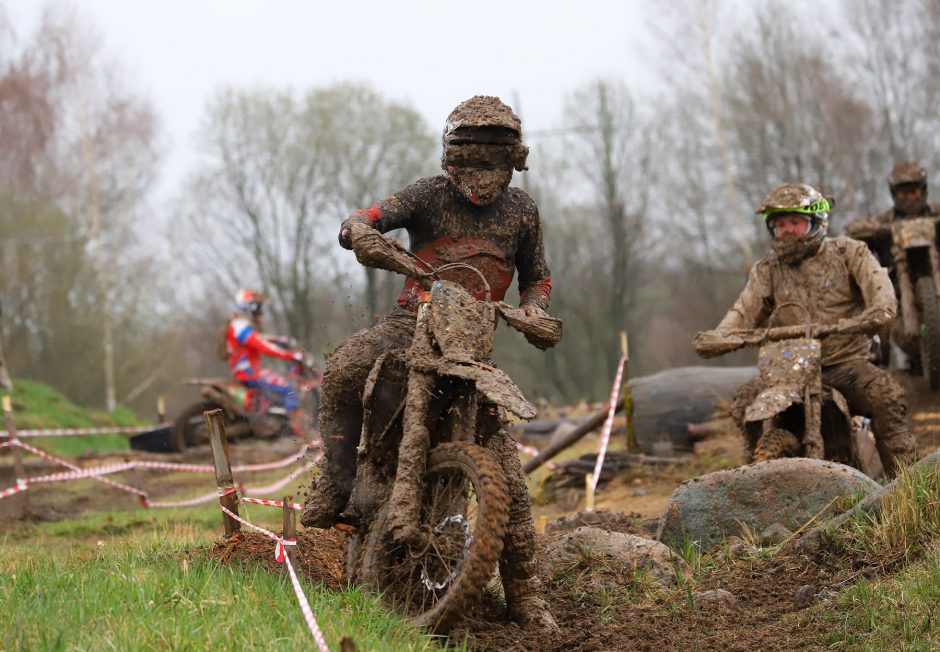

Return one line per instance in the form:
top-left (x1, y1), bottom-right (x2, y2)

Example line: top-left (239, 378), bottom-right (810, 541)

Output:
top-left (300, 96), bottom-right (558, 632)
top-left (845, 161), bottom-right (940, 388)
top-left (694, 183), bottom-right (915, 477)
top-left (172, 288), bottom-right (320, 450)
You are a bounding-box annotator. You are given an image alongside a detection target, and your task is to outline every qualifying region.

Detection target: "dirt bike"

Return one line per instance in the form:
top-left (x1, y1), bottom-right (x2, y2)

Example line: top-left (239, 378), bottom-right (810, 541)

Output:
top-left (170, 351), bottom-right (321, 452)
top-left (337, 222), bottom-right (562, 634)
top-left (695, 322), bottom-right (882, 478)
top-left (850, 215), bottom-right (940, 389)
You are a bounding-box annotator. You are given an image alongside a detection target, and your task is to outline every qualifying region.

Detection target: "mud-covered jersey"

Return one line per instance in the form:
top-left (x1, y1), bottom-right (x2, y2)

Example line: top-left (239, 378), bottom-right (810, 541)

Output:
top-left (341, 175), bottom-right (552, 312)
top-left (225, 316), bottom-right (296, 382)
top-left (716, 237), bottom-right (897, 366)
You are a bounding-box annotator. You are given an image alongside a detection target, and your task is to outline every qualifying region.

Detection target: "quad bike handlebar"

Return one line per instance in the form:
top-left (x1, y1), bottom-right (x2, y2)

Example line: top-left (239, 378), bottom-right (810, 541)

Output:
top-left (347, 222), bottom-right (563, 349)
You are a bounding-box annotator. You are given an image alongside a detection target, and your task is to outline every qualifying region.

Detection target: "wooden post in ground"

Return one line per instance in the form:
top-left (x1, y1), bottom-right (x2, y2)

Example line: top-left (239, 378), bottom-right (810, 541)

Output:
top-left (620, 331), bottom-right (637, 452)
top-left (2, 395), bottom-right (29, 517)
top-left (282, 494), bottom-right (296, 572)
top-left (157, 395), bottom-right (166, 423)
top-left (126, 455), bottom-right (148, 508)
top-left (206, 409), bottom-right (240, 536)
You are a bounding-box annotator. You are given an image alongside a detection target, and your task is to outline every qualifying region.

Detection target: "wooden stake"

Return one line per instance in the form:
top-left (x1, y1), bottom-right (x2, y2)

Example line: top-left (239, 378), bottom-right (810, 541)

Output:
top-left (282, 494), bottom-right (296, 572)
top-left (206, 409), bottom-right (240, 536)
top-left (157, 395), bottom-right (166, 423)
top-left (620, 330), bottom-right (637, 452)
top-left (585, 473), bottom-right (595, 512)
top-left (537, 514), bottom-right (548, 535)
top-left (2, 395), bottom-right (29, 518)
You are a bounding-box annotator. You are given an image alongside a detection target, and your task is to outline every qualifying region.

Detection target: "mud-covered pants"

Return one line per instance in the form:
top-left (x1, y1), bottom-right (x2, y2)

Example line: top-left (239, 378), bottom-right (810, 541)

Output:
top-left (730, 359), bottom-right (915, 475)
top-left (313, 307), bottom-right (543, 603)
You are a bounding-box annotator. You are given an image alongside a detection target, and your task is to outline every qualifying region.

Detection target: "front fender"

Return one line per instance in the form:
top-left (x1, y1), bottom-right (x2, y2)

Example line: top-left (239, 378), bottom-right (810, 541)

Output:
top-left (745, 384), bottom-right (803, 423)
top-left (434, 361), bottom-right (536, 420)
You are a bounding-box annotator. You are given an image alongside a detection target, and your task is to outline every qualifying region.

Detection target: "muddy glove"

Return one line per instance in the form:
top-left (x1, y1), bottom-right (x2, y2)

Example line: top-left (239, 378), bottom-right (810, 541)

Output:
top-left (693, 330), bottom-right (744, 358)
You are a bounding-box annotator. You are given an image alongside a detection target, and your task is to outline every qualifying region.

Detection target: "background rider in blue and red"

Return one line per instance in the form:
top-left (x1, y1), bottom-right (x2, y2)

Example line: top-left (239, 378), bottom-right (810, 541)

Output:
top-left (300, 96), bottom-right (557, 631)
top-left (223, 288), bottom-right (304, 419)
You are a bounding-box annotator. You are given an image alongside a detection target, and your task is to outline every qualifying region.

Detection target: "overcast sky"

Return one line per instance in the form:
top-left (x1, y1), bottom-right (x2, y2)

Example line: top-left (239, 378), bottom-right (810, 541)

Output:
top-left (8, 0), bottom-right (663, 204)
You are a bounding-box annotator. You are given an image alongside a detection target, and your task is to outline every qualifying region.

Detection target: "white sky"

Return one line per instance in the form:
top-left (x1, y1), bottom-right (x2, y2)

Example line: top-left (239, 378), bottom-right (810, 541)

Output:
top-left (8, 0), bottom-right (661, 204)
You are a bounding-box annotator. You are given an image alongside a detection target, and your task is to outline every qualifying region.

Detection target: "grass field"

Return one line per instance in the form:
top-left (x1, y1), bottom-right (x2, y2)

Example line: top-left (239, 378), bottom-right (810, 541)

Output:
top-left (1, 379), bottom-right (143, 456)
top-left (1, 506), bottom-right (455, 651)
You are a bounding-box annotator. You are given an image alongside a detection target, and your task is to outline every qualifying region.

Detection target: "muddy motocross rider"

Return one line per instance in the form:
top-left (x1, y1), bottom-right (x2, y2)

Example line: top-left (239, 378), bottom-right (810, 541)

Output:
top-left (300, 96), bottom-right (557, 630)
top-left (695, 183), bottom-right (915, 476)
top-left (845, 161), bottom-right (940, 356)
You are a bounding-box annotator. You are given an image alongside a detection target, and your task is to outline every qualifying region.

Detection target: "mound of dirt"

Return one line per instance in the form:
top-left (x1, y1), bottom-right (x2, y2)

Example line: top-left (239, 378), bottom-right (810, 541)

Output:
top-left (208, 528), bottom-right (348, 591)
top-left (459, 542), bottom-right (881, 652)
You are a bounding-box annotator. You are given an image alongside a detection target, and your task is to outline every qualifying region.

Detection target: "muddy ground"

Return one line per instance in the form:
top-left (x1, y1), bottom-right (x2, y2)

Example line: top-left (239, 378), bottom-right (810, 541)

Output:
top-left (4, 373), bottom-right (939, 650)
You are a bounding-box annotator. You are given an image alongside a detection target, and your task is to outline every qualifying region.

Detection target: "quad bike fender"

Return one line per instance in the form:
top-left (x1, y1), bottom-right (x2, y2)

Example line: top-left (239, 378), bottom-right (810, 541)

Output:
top-left (199, 385), bottom-right (243, 416)
top-left (745, 384), bottom-right (803, 423)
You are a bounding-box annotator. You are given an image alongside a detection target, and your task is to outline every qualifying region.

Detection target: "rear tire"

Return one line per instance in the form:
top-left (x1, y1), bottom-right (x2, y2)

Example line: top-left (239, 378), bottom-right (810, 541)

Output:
top-left (915, 276), bottom-right (940, 390)
top-left (357, 442), bottom-right (510, 634)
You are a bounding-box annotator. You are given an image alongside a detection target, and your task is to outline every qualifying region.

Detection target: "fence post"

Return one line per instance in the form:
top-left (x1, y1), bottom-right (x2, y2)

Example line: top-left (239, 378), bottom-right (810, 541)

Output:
top-left (206, 409), bottom-right (240, 536)
top-left (2, 395), bottom-right (29, 518)
top-left (157, 395), bottom-right (166, 423)
top-left (282, 494), bottom-right (296, 572)
top-left (620, 331), bottom-right (636, 452)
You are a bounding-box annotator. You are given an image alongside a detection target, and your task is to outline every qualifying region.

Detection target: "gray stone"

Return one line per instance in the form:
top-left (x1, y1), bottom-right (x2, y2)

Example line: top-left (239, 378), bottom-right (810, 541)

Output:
top-left (759, 522), bottom-right (793, 547)
top-left (693, 589), bottom-right (738, 610)
top-left (794, 584), bottom-right (816, 609)
top-left (657, 458), bottom-right (880, 550)
top-left (546, 526), bottom-right (691, 586)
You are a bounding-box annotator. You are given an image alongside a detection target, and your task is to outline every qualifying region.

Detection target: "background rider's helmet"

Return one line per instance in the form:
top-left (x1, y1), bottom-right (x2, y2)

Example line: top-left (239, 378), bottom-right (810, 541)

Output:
top-left (756, 183), bottom-right (832, 243)
top-left (441, 96), bottom-right (529, 206)
top-left (234, 287), bottom-right (266, 318)
top-left (888, 161), bottom-right (928, 214)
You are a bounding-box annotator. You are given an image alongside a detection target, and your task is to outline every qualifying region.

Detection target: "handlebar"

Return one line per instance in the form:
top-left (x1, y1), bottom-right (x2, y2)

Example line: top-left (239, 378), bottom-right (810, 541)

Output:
top-left (694, 323), bottom-right (841, 359)
top-left (348, 222), bottom-right (563, 349)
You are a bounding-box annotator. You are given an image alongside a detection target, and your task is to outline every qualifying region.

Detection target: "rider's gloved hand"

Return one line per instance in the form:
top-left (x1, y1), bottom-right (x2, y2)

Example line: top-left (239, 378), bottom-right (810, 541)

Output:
top-left (693, 330), bottom-right (744, 358)
top-left (292, 350), bottom-right (305, 362)
top-left (338, 224), bottom-right (354, 250)
top-left (521, 304), bottom-right (548, 319)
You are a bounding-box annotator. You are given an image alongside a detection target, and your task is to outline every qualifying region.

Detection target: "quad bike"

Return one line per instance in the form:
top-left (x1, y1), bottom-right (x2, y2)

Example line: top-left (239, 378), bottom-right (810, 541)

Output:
top-left (849, 215), bottom-right (940, 389)
top-left (695, 321), bottom-right (883, 478)
top-left (170, 351), bottom-right (321, 452)
top-left (337, 223), bottom-right (562, 634)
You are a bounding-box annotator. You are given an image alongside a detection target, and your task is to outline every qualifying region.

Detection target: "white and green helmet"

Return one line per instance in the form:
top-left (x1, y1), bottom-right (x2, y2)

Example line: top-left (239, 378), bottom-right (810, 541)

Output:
top-left (756, 183), bottom-right (832, 239)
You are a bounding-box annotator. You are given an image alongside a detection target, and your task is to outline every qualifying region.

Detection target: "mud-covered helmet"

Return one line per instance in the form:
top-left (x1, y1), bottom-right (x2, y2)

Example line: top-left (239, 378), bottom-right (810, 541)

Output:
top-left (889, 160), bottom-right (927, 191)
top-left (756, 183), bottom-right (832, 240)
top-left (441, 96), bottom-right (529, 206)
top-left (234, 287), bottom-right (266, 318)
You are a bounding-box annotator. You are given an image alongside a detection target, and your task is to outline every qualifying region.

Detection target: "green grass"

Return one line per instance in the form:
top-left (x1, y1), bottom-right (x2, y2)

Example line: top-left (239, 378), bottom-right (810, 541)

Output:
top-left (1, 509), bottom-right (452, 651)
top-left (1, 379), bottom-right (145, 456)
top-left (803, 552), bottom-right (940, 651)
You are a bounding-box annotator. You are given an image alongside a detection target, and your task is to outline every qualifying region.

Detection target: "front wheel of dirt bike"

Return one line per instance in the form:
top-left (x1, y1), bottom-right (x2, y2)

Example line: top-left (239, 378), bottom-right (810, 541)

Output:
top-left (915, 276), bottom-right (940, 390)
top-left (357, 441), bottom-right (510, 634)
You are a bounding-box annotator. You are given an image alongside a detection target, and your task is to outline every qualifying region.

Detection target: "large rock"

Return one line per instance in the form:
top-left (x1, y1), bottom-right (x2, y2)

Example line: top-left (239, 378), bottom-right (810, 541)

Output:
top-left (546, 526), bottom-right (691, 586)
top-left (657, 458), bottom-right (880, 550)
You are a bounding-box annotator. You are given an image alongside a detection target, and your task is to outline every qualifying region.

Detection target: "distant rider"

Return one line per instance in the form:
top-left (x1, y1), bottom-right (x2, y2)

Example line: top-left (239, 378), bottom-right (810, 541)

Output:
top-left (300, 96), bottom-right (558, 631)
top-left (695, 183), bottom-right (915, 476)
top-left (222, 288), bottom-right (303, 418)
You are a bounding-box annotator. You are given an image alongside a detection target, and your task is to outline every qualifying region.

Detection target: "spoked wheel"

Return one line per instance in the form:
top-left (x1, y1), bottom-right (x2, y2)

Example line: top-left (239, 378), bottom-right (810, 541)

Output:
top-left (915, 276), bottom-right (940, 390)
top-left (358, 441), bottom-right (509, 634)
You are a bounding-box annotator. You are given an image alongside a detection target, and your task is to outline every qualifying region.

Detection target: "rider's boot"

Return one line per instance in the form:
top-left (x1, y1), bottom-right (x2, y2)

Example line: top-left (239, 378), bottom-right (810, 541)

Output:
top-left (490, 429), bottom-right (559, 632)
top-left (300, 386), bottom-right (359, 529)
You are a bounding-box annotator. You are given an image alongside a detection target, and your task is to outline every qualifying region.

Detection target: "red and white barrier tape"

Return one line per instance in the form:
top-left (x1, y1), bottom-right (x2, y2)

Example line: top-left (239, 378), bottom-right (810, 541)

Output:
top-left (589, 354), bottom-right (627, 497)
top-left (242, 496), bottom-right (305, 511)
top-left (11, 439), bottom-right (148, 498)
top-left (219, 505), bottom-right (330, 651)
top-left (14, 424), bottom-right (170, 437)
top-left (514, 441), bottom-right (557, 470)
top-left (28, 462), bottom-right (136, 484)
top-left (0, 479), bottom-right (27, 500)
top-left (145, 462), bottom-right (315, 509)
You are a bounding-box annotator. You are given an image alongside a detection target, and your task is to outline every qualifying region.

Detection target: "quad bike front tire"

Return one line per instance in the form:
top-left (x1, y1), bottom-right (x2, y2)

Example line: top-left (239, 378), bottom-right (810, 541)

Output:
top-left (915, 276), bottom-right (940, 390)
top-left (356, 441), bottom-right (510, 634)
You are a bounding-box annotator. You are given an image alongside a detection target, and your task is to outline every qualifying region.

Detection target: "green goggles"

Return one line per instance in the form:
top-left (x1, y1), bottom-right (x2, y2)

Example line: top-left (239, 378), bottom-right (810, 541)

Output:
top-left (761, 197), bottom-right (831, 219)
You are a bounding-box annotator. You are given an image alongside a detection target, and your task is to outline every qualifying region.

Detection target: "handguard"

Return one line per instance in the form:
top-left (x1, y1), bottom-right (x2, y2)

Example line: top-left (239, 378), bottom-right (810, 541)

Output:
top-left (496, 302), bottom-right (563, 350)
top-left (348, 222), bottom-right (425, 278)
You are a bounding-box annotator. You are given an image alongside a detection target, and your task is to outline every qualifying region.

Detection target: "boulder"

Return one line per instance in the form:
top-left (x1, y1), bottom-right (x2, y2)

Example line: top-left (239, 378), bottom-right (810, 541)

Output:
top-left (546, 526), bottom-right (690, 586)
top-left (657, 458), bottom-right (880, 550)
